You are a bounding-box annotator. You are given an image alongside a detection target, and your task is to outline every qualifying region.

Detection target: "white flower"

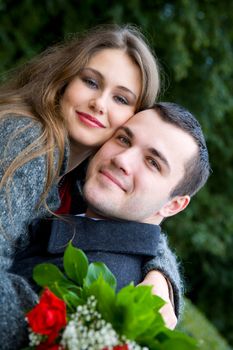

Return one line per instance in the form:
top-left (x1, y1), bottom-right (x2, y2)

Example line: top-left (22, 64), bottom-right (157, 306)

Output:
top-left (27, 327), bottom-right (44, 347)
top-left (59, 295), bottom-right (147, 350)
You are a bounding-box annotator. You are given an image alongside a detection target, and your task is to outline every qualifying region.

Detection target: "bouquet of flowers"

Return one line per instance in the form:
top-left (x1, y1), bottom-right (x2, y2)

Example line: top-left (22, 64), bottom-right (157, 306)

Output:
top-left (23, 243), bottom-right (198, 350)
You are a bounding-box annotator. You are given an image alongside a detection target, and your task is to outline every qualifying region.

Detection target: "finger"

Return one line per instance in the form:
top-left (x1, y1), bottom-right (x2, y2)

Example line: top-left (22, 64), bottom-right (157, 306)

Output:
top-left (159, 303), bottom-right (177, 330)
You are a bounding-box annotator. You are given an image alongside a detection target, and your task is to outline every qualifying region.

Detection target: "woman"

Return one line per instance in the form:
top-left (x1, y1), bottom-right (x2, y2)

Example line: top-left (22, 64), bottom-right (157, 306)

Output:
top-left (0, 24), bottom-right (179, 349)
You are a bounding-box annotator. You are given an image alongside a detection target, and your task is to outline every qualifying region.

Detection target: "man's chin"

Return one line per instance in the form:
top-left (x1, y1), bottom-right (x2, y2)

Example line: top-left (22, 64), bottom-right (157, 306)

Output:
top-left (84, 200), bottom-right (109, 218)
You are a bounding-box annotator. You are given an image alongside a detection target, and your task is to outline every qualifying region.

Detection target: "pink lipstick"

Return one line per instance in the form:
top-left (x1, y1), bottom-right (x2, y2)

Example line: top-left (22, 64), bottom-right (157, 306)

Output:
top-left (76, 111), bottom-right (105, 128)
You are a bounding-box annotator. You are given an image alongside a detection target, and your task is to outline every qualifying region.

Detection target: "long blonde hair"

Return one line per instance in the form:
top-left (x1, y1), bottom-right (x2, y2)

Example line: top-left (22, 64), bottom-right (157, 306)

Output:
top-left (0, 24), bottom-right (160, 208)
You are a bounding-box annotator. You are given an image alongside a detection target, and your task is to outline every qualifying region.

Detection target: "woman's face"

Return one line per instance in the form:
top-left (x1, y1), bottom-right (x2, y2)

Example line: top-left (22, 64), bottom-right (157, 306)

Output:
top-left (60, 48), bottom-right (141, 150)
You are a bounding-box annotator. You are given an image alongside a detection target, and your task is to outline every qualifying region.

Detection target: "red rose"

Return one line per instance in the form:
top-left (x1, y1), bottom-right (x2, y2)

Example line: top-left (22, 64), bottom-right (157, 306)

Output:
top-left (26, 288), bottom-right (66, 342)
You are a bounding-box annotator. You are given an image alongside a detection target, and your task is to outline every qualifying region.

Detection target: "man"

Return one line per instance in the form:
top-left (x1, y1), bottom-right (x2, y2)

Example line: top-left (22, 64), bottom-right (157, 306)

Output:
top-left (12, 102), bottom-right (210, 331)
top-left (82, 101), bottom-right (210, 317)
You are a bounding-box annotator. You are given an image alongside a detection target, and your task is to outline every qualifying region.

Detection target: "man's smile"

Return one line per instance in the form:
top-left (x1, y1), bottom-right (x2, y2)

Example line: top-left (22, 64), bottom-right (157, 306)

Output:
top-left (100, 169), bottom-right (127, 192)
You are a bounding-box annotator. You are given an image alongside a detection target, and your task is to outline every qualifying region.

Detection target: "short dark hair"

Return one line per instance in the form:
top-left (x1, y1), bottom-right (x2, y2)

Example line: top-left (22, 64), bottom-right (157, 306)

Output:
top-left (154, 102), bottom-right (211, 198)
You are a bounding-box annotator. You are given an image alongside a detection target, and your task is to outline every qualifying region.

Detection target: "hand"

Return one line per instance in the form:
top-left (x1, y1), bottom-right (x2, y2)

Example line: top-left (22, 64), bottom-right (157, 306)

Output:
top-left (138, 270), bottom-right (177, 329)
top-left (158, 301), bottom-right (177, 330)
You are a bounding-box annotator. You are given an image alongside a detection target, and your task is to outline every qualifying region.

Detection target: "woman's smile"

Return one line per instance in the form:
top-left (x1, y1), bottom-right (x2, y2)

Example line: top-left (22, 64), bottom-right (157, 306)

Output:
top-left (76, 111), bottom-right (106, 128)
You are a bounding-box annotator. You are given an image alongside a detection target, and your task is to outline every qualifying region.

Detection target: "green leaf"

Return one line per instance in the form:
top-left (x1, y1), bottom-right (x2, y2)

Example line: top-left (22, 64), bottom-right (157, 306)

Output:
top-left (138, 319), bottom-right (166, 343)
top-left (33, 263), bottom-right (69, 287)
top-left (150, 328), bottom-right (198, 349)
top-left (47, 282), bottom-right (83, 312)
top-left (161, 337), bottom-right (198, 350)
top-left (114, 285), bottom-right (166, 339)
top-left (84, 261), bottom-right (117, 290)
top-left (63, 290), bottom-right (83, 311)
top-left (84, 275), bottom-right (116, 324)
top-left (63, 242), bottom-right (88, 286)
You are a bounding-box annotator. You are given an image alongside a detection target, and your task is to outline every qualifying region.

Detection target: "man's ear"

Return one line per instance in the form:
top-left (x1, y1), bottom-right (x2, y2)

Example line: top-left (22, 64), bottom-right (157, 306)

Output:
top-left (158, 195), bottom-right (190, 218)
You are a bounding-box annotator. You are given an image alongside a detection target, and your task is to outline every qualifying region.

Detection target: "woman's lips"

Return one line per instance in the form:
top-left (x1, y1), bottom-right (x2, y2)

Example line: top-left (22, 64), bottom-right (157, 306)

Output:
top-left (76, 111), bottom-right (106, 128)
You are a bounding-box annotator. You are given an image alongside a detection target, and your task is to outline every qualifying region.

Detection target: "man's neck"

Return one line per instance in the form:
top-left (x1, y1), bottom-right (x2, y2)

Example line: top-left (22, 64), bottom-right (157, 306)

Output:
top-left (85, 207), bottom-right (162, 226)
top-left (85, 207), bottom-right (108, 220)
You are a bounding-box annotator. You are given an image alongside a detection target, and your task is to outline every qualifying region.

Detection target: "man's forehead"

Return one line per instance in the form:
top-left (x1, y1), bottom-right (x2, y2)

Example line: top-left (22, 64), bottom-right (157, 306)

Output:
top-left (126, 109), bottom-right (157, 125)
top-left (120, 109), bottom-right (159, 136)
top-left (122, 109), bottom-right (172, 140)
top-left (122, 108), bottom-right (198, 168)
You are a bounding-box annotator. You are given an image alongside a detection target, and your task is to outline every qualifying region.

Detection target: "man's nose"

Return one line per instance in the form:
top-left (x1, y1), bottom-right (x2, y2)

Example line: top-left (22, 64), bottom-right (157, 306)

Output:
top-left (111, 148), bottom-right (138, 176)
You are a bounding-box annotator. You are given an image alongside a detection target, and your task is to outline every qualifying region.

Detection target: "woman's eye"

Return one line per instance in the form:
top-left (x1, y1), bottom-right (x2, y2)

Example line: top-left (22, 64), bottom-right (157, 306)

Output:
top-left (114, 95), bottom-right (129, 105)
top-left (82, 77), bottom-right (98, 89)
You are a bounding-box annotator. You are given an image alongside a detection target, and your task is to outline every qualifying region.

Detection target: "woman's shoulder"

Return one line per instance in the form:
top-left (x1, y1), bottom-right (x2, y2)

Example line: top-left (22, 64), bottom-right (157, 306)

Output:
top-left (0, 113), bottom-right (43, 148)
top-left (0, 114), bottom-right (46, 173)
top-left (0, 113), bottom-right (42, 133)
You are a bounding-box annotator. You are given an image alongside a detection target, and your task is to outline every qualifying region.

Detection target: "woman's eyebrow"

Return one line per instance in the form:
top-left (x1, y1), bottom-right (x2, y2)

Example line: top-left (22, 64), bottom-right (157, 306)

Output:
top-left (81, 68), bottom-right (137, 100)
top-left (117, 86), bottom-right (137, 101)
top-left (80, 67), bottom-right (103, 80)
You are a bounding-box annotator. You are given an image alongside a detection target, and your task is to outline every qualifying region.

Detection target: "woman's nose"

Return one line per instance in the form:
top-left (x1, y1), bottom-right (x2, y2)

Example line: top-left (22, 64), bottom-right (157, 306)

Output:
top-left (89, 93), bottom-right (107, 115)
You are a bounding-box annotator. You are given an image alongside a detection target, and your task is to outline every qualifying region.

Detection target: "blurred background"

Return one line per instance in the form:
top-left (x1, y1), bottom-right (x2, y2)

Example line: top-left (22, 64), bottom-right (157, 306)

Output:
top-left (1, 1), bottom-right (232, 349)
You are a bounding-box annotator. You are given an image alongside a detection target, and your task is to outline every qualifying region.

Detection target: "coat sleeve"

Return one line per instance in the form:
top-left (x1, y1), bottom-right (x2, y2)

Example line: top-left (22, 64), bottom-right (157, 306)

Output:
top-left (142, 233), bottom-right (184, 319)
top-left (0, 116), bottom-right (52, 349)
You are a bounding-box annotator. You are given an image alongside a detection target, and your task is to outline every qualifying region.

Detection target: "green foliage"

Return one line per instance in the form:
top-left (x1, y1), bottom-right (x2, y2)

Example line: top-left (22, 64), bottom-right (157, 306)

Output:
top-left (178, 299), bottom-right (232, 350)
top-left (33, 243), bottom-right (199, 349)
top-left (33, 263), bottom-right (70, 286)
top-left (33, 262), bottom-right (83, 311)
top-left (64, 242), bottom-right (88, 285)
top-left (115, 285), bottom-right (165, 339)
top-left (83, 276), bottom-right (116, 324)
top-left (84, 261), bottom-right (117, 290)
top-left (1, 0), bottom-right (232, 345)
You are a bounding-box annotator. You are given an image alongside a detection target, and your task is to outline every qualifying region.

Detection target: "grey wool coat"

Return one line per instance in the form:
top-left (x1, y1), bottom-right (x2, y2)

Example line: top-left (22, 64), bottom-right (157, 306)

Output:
top-left (0, 115), bottom-right (183, 350)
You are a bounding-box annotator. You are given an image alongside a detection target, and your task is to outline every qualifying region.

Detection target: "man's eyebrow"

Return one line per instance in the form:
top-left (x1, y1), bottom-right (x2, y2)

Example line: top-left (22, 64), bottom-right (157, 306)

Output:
top-left (149, 148), bottom-right (171, 172)
top-left (118, 126), bottom-right (171, 171)
top-left (118, 126), bottom-right (134, 139)
top-left (81, 68), bottom-right (137, 100)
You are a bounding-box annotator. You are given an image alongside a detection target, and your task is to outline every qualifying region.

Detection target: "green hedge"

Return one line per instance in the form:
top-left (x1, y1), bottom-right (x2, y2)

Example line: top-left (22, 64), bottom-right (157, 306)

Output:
top-left (178, 299), bottom-right (232, 350)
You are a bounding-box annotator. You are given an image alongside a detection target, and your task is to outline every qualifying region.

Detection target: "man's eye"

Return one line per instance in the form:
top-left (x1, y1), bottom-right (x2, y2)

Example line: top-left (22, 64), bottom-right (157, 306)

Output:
top-left (114, 95), bottom-right (129, 105)
top-left (82, 77), bottom-right (98, 89)
top-left (147, 157), bottom-right (160, 171)
top-left (117, 135), bottom-right (131, 146)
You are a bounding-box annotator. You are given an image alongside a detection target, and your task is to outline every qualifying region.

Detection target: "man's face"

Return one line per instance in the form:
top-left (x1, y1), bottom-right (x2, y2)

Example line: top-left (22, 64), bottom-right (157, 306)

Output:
top-left (84, 109), bottom-right (197, 224)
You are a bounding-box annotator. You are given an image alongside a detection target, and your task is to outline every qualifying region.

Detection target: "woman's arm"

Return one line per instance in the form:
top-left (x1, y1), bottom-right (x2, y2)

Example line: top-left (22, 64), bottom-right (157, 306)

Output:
top-left (141, 233), bottom-right (184, 321)
top-left (139, 270), bottom-right (177, 329)
top-left (0, 116), bottom-right (60, 349)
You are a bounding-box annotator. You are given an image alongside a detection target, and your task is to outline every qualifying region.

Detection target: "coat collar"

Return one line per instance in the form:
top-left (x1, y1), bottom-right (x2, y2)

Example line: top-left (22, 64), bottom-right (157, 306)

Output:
top-left (48, 216), bottom-right (161, 257)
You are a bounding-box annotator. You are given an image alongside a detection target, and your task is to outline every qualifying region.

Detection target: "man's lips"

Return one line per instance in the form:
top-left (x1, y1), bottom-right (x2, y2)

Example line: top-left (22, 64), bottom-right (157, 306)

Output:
top-left (76, 111), bottom-right (106, 128)
top-left (100, 170), bottom-right (126, 192)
